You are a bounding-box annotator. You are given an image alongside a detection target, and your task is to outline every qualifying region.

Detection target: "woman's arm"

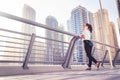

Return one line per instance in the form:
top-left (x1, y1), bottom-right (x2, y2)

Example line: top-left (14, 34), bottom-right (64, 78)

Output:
top-left (77, 34), bottom-right (84, 39)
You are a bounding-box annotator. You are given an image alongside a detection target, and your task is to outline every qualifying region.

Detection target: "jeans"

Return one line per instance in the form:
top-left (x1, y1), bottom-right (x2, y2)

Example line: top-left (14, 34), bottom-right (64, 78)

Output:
top-left (84, 40), bottom-right (97, 67)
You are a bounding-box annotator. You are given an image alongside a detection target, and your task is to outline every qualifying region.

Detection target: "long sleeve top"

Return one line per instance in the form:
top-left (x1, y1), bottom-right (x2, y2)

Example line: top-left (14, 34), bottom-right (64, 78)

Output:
top-left (82, 29), bottom-right (91, 40)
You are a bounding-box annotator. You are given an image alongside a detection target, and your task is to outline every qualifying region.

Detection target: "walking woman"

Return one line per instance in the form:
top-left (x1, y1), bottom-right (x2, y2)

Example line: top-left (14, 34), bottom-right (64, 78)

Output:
top-left (78, 23), bottom-right (100, 70)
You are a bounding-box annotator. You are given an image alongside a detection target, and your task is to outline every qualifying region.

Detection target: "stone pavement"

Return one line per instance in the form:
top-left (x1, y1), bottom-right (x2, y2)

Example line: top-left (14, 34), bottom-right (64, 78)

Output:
top-left (0, 68), bottom-right (120, 80)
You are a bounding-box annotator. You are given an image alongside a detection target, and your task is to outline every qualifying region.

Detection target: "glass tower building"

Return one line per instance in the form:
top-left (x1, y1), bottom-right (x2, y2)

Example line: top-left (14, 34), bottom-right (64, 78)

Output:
top-left (46, 16), bottom-right (59, 63)
top-left (71, 6), bottom-right (89, 62)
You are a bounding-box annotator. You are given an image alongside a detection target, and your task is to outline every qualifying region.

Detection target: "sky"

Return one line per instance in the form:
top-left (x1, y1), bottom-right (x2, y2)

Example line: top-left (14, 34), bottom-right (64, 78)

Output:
top-left (0, 0), bottom-right (118, 25)
top-left (0, 0), bottom-right (119, 46)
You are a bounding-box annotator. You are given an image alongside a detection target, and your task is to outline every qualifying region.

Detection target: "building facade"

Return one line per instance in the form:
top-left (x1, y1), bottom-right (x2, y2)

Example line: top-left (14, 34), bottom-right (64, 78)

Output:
top-left (116, 0), bottom-right (120, 36)
top-left (45, 16), bottom-right (59, 64)
top-left (22, 4), bottom-right (36, 34)
top-left (93, 9), bottom-right (117, 61)
top-left (22, 4), bottom-right (36, 61)
top-left (70, 6), bottom-right (93, 63)
top-left (116, 0), bottom-right (120, 17)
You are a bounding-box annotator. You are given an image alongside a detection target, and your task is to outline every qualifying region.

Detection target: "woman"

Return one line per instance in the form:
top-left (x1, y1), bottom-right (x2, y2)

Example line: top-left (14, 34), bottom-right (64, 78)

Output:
top-left (79, 23), bottom-right (100, 70)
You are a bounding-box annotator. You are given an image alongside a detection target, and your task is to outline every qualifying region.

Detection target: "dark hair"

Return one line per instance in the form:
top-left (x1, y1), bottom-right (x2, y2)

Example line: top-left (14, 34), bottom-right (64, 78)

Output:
top-left (86, 23), bottom-right (92, 33)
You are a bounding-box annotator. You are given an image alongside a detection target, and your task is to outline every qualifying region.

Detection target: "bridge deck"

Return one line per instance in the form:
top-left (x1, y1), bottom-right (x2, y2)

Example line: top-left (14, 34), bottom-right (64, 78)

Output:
top-left (0, 68), bottom-right (120, 80)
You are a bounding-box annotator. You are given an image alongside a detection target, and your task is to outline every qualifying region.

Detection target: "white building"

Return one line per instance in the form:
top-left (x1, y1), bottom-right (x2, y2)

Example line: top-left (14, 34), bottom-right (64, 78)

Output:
top-left (22, 4), bottom-right (36, 61)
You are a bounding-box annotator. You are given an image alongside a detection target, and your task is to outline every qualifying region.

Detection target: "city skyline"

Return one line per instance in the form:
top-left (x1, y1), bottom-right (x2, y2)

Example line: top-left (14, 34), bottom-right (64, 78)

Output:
top-left (0, 0), bottom-right (118, 27)
top-left (0, 0), bottom-right (119, 46)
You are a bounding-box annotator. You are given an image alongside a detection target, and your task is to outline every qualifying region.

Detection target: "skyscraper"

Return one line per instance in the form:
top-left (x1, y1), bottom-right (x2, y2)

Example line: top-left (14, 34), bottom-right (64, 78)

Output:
top-left (116, 0), bottom-right (120, 18)
top-left (67, 19), bottom-right (73, 34)
top-left (93, 9), bottom-right (110, 45)
top-left (45, 16), bottom-right (59, 63)
top-left (3, 4), bottom-right (36, 65)
top-left (109, 22), bottom-right (119, 55)
top-left (71, 6), bottom-right (93, 62)
top-left (93, 9), bottom-right (117, 60)
top-left (22, 4), bottom-right (36, 34)
top-left (22, 4), bottom-right (36, 61)
top-left (116, 0), bottom-right (120, 34)
top-left (58, 25), bottom-right (65, 58)
top-left (88, 12), bottom-right (95, 41)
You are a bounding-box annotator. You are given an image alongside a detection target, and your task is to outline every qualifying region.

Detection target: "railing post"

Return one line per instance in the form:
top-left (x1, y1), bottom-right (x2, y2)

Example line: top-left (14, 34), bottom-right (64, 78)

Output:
top-left (62, 36), bottom-right (79, 69)
top-left (22, 33), bottom-right (35, 69)
top-left (91, 46), bottom-right (95, 55)
top-left (101, 50), bottom-right (108, 67)
top-left (113, 49), bottom-right (120, 67)
top-left (108, 49), bottom-right (114, 68)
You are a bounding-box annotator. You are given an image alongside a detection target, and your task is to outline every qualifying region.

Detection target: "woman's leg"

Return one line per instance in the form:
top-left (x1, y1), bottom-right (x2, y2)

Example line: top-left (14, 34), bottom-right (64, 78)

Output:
top-left (85, 45), bottom-right (92, 67)
top-left (88, 46), bottom-right (97, 64)
top-left (84, 41), bottom-right (97, 67)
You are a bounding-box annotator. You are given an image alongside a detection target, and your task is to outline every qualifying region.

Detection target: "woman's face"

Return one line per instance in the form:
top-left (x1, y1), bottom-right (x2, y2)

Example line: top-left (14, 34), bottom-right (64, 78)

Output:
top-left (84, 25), bottom-right (88, 30)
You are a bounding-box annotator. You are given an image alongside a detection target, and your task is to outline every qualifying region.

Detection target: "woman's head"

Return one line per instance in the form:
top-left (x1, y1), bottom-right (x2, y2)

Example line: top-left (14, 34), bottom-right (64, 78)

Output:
top-left (84, 23), bottom-right (92, 33)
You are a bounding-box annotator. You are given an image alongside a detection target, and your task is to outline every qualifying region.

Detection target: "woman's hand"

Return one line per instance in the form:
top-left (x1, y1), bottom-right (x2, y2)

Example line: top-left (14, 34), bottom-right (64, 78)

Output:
top-left (78, 34), bottom-right (84, 39)
top-left (80, 34), bottom-right (84, 39)
top-left (75, 34), bottom-right (84, 39)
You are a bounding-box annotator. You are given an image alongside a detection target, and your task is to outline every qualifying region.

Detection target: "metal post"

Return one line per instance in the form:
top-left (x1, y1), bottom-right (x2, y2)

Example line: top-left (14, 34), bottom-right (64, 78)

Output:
top-left (22, 33), bottom-right (35, 69)
top-left (92, 47), bottom-right (95, 55)
top-left (62, 36), bottom-right (79, 69)
top-left (113, 49), bottom-right (120, 67)
top-left (107, 49), bottom-right (114, 68)
top-left (101, 50), bottom-right (108, 67)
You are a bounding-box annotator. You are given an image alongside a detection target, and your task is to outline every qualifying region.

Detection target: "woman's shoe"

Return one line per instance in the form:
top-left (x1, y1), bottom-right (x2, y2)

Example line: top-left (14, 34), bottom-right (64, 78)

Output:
top-left (86, 67), bottom-right (91, 70)
top-left (96, 62), bottom-right (100, 70)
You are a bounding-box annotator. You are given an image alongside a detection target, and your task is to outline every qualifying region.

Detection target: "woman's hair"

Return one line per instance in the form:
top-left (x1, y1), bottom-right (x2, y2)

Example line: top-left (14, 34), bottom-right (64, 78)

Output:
top-left (86, 23), bottom-right (92, 33)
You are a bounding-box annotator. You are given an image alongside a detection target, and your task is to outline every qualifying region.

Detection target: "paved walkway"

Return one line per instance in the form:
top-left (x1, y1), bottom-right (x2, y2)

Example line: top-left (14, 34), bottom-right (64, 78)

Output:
top-left (0, 68), bottom-right (120, 80)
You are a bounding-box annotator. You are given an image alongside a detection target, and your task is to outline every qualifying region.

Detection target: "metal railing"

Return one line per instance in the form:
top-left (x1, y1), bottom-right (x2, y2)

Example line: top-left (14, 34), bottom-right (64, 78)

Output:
top-left (0, 11), bottom-right (120, 69)
top-left (0, 28), bottom-right (70, 66)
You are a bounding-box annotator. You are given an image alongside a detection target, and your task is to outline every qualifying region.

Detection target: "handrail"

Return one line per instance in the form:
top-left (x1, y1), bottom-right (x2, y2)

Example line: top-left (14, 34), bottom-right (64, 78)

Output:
top-left (0, 11), bottom-right (75, 36)
top-left (62, 36), bottom-right (79, 68)
top-left (92, 40), bottom-right (119, 49)
top-left (0, 28), bottom-right (69, 44)
top-left (113, 49), bottom-right (120, 67)
top-left (0, 28), bottom-right (31, 36)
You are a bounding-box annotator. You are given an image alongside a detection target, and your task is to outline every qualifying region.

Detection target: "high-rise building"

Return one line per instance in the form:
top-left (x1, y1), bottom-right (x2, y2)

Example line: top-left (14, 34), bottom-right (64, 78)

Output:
top-left (109, 22), bottom-right (119, 56)
top-left (93, 9), bottom-right (116, 61)
top-left (109, 22), bottom-right (118, 58)
top-left (93, 10), bottom-right (105, 50)
top-left (22, 4), bottom-right (36, 34)
top-left (45, 16), bottom-right (59, 64)
top-left (71, 6), bottom-right (93, 62)
top-left (22, 4), bottom-right (36, 61)
top-left (3, 4), bottom-right (36, 65)
top-left (67, 19), bottom-right (73, 43)
top-left (58, 25), bottom-right (65, 62)
top-left (116, 0), bottom-right (120, 18)
top-left (67, 19), bottom-right (73, 33)
top-left (87, 12), bottom-right (95, 41)
top-left (116, 0), bottom-right (120, 34)
top-left (88, 11), bottom-right (94, 26)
